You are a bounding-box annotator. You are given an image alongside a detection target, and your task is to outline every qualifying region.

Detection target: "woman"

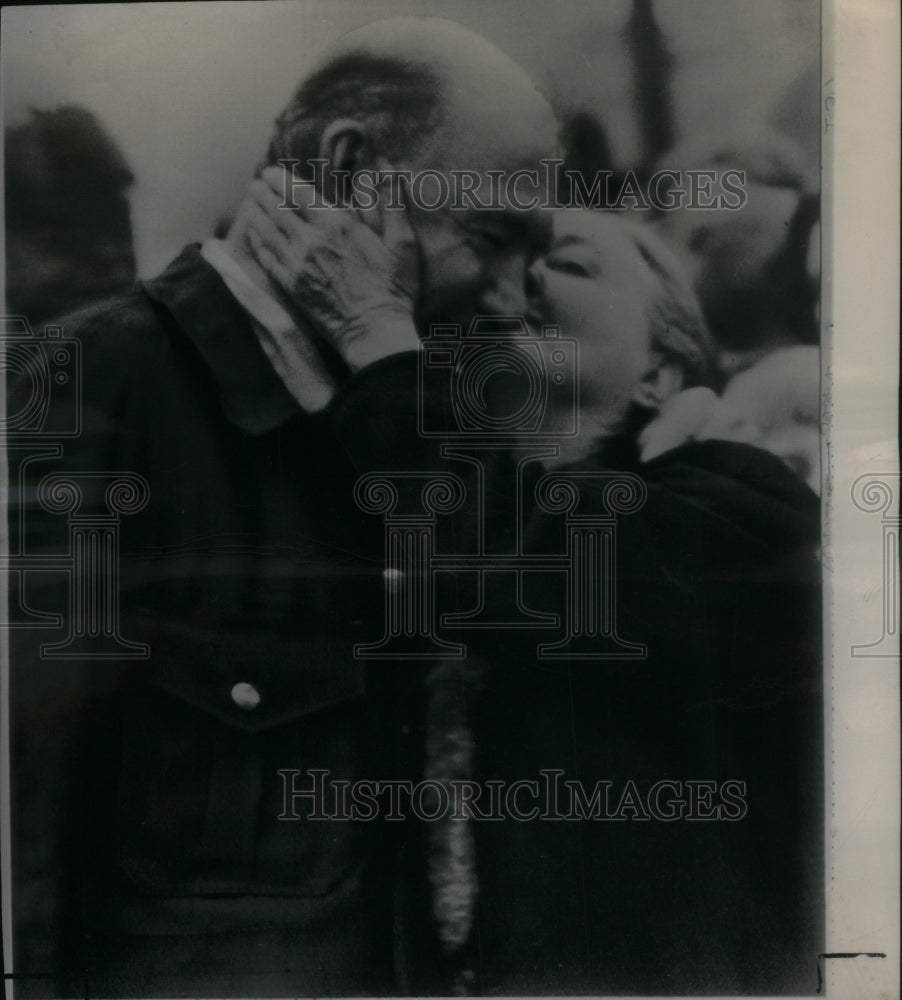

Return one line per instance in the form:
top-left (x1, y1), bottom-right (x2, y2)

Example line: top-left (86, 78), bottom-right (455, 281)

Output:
top-left (240, 172), bottom-right (822, 997)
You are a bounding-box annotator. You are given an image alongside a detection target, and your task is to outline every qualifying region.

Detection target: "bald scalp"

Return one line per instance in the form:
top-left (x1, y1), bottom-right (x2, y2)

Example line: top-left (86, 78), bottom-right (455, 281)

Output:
top-left (263, 17), bottom-right (555, 174)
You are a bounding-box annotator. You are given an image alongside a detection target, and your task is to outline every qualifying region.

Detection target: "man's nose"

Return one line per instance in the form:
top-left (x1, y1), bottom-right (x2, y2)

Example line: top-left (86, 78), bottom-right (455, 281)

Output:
top-left (478, 255), bottom-right (529, 315)
top-left (522, 260), bottom-right (547, 325)
top-left (525, 261), bottom-right (544, 304)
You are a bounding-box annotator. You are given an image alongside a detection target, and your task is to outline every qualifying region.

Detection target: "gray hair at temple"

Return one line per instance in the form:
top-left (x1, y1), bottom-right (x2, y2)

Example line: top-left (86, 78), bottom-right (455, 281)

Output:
top-left (261, 52), bottom-right (442, 176)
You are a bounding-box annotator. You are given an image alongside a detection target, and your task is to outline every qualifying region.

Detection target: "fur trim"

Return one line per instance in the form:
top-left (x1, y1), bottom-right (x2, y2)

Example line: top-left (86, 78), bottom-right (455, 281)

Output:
top-left (423, 655), bottom-right (485, 956)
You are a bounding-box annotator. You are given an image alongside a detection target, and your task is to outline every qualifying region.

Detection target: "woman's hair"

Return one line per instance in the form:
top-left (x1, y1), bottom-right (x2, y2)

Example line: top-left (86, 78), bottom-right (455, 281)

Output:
top-left (624, 219), bottom-right (721, 392)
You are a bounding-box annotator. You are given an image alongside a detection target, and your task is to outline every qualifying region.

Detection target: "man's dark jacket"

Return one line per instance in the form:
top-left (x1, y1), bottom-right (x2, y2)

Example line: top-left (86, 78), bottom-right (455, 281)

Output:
top-left (8, 247), bottom-right (418, 997)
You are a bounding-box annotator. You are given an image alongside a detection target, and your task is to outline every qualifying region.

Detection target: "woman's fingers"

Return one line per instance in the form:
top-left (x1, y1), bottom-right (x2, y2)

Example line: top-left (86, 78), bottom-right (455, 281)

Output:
top-left (259, 163), bottom-right (359, 239)
top-left (239, 161), bottom-right (420, 372)
top-left (240, 193), bottom-right (329, 305)
top-left (258, 161), bottom-right (415, 254)
top-left (240, 195), bottom-right (303, 272)
top-left (248, 177), bottom-right (320, 243)
top-left (245, 223), bottom-right (294, 295)
top-left (260, 163), bottom-right (334, 211)
top-left (247, 179), bottom-right (291, 235)
top-left (253, 162), bottom-right (418, 297)
top-left (370, 162), bottom-right (420, 302)
top-left (380, 172), bottom-right (417, 258)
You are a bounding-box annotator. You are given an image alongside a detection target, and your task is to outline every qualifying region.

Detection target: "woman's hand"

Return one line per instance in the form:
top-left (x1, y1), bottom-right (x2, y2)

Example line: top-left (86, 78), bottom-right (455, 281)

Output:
top-left (242, 163), bottom-right (420, 372)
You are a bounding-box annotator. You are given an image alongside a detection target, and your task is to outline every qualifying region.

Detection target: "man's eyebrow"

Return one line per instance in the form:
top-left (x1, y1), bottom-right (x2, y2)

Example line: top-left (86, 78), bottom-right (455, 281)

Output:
top-left (460, 208), bottom-right (551, 253)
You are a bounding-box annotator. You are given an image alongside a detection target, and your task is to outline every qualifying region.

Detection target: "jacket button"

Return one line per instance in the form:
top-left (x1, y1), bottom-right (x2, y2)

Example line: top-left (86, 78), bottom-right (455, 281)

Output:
top-left (230, 682), bottom-right (261, 710)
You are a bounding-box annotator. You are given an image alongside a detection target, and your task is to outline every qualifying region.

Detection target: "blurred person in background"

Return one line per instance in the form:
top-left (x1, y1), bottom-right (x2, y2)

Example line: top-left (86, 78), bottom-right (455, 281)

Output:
top-left (651, 132), bottom-right (819, 376)
top-left (5, 105), bottom-right (137, 326)
top-left (640, 344), bottom-right (821, 494)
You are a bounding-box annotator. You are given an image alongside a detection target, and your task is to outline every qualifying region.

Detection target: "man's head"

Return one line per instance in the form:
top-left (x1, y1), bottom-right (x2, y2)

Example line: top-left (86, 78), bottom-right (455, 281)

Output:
top-left (261, 18), bottom-right (559, 329)
top-left (526, 209), bottom-right (716, 441)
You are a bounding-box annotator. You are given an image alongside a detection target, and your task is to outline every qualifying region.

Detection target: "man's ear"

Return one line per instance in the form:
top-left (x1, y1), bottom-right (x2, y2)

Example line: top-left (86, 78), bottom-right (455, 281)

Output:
top-left (632, 355), bottom-right (685, 412)
top-left (318, 119), bottom-right (371, 202)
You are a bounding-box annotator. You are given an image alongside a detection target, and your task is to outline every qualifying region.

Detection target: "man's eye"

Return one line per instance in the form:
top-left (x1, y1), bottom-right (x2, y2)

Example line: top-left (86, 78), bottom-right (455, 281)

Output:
top-left (468, 226), bottom-right (508, 249)
top-left (546, 257), bottom-right (590, 277)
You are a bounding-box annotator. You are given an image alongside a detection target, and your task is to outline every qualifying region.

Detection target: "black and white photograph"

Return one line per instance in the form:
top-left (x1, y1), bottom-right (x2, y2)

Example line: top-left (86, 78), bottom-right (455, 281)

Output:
top-left (0, 2), bottom-right (898, 998)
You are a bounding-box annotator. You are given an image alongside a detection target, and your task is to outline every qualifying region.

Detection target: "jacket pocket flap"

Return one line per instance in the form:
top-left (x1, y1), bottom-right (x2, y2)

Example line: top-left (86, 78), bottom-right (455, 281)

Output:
top-left (140, 620), bottom-right (366, 733)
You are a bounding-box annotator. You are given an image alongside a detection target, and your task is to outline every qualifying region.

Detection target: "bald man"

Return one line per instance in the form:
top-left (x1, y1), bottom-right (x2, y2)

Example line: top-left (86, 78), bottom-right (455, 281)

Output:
top-left (7, 19), bottom-right (557, 998)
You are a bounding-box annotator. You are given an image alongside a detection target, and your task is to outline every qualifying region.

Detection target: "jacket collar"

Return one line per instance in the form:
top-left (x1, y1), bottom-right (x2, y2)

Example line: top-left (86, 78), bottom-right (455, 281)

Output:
top-left (142, 244), bottom-right (302, 435)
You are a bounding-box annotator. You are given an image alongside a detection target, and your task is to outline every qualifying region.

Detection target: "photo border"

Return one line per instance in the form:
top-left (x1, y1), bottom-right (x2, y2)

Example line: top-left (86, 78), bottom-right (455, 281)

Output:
top-left (0, 2), bottom-right (898, 997)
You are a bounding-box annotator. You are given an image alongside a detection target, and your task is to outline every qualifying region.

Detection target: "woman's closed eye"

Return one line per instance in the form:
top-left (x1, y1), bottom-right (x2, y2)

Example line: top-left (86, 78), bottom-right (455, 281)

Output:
top-left (544, 255), bottom-right (592, 278)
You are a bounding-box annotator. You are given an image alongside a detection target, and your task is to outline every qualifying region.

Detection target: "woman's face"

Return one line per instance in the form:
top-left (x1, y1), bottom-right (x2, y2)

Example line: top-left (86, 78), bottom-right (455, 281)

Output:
top-left (526, 211), bottom-right (659, 429)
